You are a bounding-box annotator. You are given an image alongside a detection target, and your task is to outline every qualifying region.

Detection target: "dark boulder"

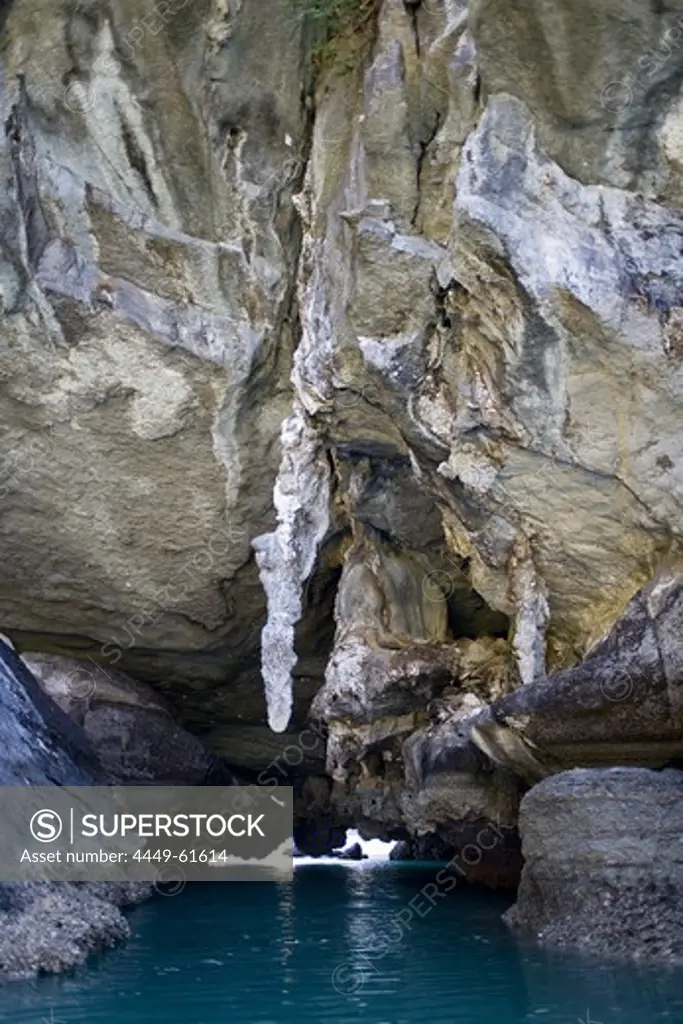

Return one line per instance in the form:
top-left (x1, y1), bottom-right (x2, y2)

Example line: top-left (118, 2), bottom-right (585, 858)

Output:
top-left (0, 640), bottom-right (152, 981)
top-left (472, 570), bottom-right (683, 781)
top-left (293, 818), bottom-right (347, 857)
top-left (338, 842), bottom-right (365, 860)
top-left (506, 767), bottom-right (683, 965)
top-left (22, 652), bottom-right (218, 785)
top-left (0, 640), bottom-right (102, 786)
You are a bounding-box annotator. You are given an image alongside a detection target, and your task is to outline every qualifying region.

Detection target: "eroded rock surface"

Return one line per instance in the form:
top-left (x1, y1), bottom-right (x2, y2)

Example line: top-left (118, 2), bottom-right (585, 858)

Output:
top-left (310, 526), bottom-right (516, 843)
top-left (22, 652), bottom-right (222, 783)
top-left (471, 569), bottom-right (683, 782)
top-left (0, 640), bottom-right (152, 981)
top-left (0, 881), bottom-right (150, 982)
top-left (506, 768), bottom-right (683, 964)
top-left (2, 0), bottom-right (683, 944)
top-left (0, 0), bottom-right (311, 750)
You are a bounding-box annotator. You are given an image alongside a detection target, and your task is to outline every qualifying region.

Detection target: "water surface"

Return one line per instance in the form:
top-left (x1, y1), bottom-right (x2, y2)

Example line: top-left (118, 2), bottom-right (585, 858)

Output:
top-left (1, 863), bottom-right (681, 1023)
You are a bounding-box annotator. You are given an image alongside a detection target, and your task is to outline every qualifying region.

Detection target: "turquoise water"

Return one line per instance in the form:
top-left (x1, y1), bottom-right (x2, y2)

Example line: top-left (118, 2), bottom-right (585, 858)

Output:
top-left (1, 864), bottom-right (682, 1023)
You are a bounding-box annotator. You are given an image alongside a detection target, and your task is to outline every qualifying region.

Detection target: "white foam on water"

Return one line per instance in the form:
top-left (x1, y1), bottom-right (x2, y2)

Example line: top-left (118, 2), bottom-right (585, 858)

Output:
top-left (351, 830), bottom-right (395, 861)
top-left (294, 828), bottom-right (395, 866)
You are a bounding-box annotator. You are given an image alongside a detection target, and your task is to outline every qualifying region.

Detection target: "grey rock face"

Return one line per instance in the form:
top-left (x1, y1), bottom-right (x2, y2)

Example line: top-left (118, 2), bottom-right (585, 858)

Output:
top-left (257, 0), bottom-right (683, 788)
top-left (22, 652), bottom-right (219, 783)
top-left (507, 768), bottom-right (683, 964)
top-left (471, 569), bottom-right (683, 781)
top-left (469, 0), bottom-right (683, 201)
top-left (402, 699), bottom-right (520, 829)
top-left (0, 639), bottom-right (101, 786)
top-left (310, 526), bottom-right (515, 846)
top-left (2, 0), bottom-right (683, 954)
top-left (0, 640), bottom-right (153, 981)
top-left (304, 523), bottom-right (520, 883)
top-left (0, 883), bottom-right (150, 982)
top-left (0, 0), bottom-right (310, 747)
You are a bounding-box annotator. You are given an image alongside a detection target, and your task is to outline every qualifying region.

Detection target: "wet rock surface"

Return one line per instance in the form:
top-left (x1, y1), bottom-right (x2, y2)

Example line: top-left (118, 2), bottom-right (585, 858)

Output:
top-left (0, 641), bottom-right (154, 981)
top-left (506, 768), bottom-right (683, 965)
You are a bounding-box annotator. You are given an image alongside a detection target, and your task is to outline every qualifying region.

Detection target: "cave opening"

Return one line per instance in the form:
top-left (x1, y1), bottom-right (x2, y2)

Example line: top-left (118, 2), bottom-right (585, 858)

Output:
top-left (442, 558), bottom-right (510, 642)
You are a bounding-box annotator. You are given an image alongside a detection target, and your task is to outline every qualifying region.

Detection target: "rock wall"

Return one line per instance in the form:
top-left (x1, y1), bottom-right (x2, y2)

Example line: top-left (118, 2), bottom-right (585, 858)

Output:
top-left (22, 651), bottom-right (227, 783)
top-left (259, 0), bottom-right (683, 734)
top-left (254, 0), bottom-right (683, 861)
top-left (473, 568), bottom-right (683, 782)
top-left (0, 0), bottom-right (313, 747)
top-left (0, 640), bottom-right (152, 981)
top-left (2, 0), bottom-right (681, 743)
top-left (2, 0), bottom-right (683, 958)
top-left (507, 768), bottom-right (683, 965)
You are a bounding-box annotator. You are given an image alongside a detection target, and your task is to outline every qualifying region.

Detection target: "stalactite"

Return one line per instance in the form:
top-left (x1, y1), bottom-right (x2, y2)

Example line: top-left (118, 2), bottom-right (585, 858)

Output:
top-left (252, 406), bottom-right (331, 732)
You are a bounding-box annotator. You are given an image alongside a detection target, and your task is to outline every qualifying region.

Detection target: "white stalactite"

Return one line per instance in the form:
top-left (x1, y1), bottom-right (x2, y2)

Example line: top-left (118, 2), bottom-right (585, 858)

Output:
top-left (252, 406), bottom-right (330, 732)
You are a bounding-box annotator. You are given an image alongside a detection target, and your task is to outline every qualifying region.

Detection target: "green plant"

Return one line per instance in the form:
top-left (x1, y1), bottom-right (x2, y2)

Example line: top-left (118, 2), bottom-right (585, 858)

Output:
top-left (293, 0), bottom-right (377, 67)
top-left (295, 0), bottom-right (361, 25)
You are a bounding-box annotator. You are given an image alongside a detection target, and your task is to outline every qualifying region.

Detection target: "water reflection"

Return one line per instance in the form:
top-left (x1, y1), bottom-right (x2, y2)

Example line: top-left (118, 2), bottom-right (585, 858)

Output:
top-left (0, 867), bottom-right (680, 1024)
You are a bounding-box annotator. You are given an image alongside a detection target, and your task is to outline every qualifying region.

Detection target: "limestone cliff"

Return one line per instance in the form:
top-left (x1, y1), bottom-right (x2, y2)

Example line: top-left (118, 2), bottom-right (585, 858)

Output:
top-left (2, 0), bottom-right (683, 962)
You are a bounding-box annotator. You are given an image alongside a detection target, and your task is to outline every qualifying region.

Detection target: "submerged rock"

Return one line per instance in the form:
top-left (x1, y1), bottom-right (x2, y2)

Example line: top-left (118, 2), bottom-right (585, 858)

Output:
top-left (507, 768), bottom-right (683, 965)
